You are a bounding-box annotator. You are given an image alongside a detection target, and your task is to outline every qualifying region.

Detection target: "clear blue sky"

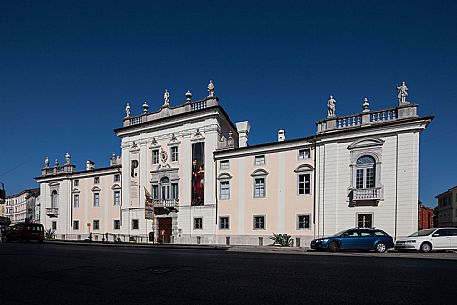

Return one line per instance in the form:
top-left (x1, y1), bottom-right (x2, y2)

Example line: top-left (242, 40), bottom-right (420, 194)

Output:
top-left (1, 1), bottom-right (456, 207)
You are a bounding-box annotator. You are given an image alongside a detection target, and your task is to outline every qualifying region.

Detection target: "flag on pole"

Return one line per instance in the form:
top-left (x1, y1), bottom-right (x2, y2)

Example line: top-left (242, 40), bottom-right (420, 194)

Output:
top-left (144, 187), bottom-right (154, 220)
top-left (144, 187), bottom-right (154, 203)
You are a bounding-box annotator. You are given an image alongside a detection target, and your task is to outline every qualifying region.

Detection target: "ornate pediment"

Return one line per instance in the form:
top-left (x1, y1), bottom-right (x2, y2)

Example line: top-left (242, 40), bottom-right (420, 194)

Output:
top-left (251, 169), bottom-right (269, 177)
top-left (217, 173), bottom-right (232, 180)
top-left (294, 164), bottom-right (314, 173)
top-left (347, 138), bottom-right (385, 150)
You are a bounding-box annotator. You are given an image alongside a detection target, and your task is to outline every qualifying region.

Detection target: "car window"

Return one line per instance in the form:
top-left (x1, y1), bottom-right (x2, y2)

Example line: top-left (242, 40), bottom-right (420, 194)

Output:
top-left (449, 229), bottom-right (457, 236)
top-left (409, 229), bottom-right (435, 237)
top-left (359, 229), bottom-right (372, 236)
top-left (373, 230), bottom-right (387, 236)
top-left (433, 229), bottom-right (450, 237)
top-left (342, 230), bottom-right (359, 237)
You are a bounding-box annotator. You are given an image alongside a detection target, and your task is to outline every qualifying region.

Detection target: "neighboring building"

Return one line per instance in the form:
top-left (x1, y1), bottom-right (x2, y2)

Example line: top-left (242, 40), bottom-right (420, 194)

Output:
top-left (4, 188), bottom-right (40, 224)
top-left (435, 185), bottom-right (457, 227)
top-left (418, 201), bottom-right (434, 230)
top-left (0, 202), bottom-right (5, 218)
top-left (36, 81), bottom-right (432, 244)
top-left (36, 154), bottom-right (122, 241)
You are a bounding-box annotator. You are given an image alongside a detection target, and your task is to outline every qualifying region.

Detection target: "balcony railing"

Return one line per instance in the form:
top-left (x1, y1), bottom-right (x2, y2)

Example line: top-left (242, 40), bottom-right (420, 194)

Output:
top-left (152, 199), bottom-right (179, 208)
top-left (46, 207), bottom-right (59, 217)
top-left (352, 187), bottom-right (383, 201)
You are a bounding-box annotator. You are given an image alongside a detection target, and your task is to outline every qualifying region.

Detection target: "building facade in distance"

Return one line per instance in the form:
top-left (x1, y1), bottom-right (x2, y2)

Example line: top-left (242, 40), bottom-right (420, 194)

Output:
top-left (37, 81), bottom-right (432, 245)
top-left (418, 201), bottom-right (434, 230)
top-left (4, 188), bottom-right (40, 224)
top-left (436, 185), bottom-right (457, 227)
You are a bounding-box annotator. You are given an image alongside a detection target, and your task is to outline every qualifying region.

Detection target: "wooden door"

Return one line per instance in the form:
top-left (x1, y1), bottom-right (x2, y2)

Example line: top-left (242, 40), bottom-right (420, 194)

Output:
top-left (158, 217), bottom-right (172, 244)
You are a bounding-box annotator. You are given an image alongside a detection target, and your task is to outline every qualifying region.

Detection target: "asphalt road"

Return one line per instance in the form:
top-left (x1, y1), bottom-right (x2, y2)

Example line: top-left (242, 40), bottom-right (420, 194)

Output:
top-left (0, 242), bottom-right (455, 305)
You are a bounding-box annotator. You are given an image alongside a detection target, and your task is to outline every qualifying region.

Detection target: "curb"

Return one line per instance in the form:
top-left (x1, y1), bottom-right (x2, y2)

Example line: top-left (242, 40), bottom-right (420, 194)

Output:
top-left (44, 240), bottom-right (230, 251)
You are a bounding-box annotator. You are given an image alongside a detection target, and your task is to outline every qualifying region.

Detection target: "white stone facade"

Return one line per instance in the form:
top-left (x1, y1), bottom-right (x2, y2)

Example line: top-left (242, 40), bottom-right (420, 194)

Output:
top-left (36, 83), bottom-right (432, 244)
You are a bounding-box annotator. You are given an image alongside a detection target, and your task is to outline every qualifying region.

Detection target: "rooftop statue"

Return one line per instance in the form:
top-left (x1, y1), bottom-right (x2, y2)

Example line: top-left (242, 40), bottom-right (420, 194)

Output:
top-left (163, 89), bottom-right (170, 106)
top-left (397, 81), bottom-right (409, 105)
top-left (208, 80), bottom-right (215, 97)
top-left (327, 95), bottom-right (336, 118)
top-left (125, 102), bottom-right (131, 118)
top-left (65, 152), bottom-right (71, 165)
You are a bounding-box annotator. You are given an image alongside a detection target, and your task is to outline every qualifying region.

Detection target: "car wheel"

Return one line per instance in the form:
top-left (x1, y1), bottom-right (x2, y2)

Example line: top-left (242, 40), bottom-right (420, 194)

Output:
top-left (328, 242), bottom-right (340, 252)
top-left (375, 242), bottom-right (387, 253)
top-left (420, 242), bottom-right (432, 253)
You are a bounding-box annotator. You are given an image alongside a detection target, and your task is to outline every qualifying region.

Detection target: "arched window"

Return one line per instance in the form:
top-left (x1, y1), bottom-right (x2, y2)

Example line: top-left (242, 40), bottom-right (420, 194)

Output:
top-left (356, 155), bottom-right (376, 189)
top-left (160, 177), bottom-right (170, 200)
top-left (51, 190), bottom-right (58, 208)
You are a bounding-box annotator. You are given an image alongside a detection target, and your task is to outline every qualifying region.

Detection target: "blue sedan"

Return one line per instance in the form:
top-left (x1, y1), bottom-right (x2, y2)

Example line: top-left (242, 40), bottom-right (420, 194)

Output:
top-left (310, 228), bottom-right (394, 253)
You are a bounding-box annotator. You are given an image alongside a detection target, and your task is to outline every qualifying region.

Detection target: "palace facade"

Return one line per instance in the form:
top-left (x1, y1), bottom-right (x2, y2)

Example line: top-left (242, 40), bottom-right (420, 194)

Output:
top-left (36, 81), bottom-right (432, 245)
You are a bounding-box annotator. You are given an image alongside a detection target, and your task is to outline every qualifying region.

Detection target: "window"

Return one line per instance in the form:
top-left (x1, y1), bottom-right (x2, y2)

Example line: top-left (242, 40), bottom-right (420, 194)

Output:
top-left (74, 179), bottom-right (79, 187)
top-left (94, 177), bottom-right (100, 184)
top-left (254, 178), bottom-right (265, 198)
top-left (219, 217), bottom-right (230, 229)
top-left (298, 174), bottom-right (311, 195)
top-left (298, 148), bottom-right (310, 160)
top-left (171, 146), bottom-right (178, 162)
top-left (73, 194), bottom-right (80, 208)
top-left (93, 220), bottom-right (100, 230)
top-left (114, 191), bottom-right (121, 206)
top-left (73, 220), bottom-right (79, 230)
top-left (132, 219), bottom-right (139, 230)
top-left (114, 174), bottom-right (120, 182)
top-left (355, 156), bottom-right (376, 189)
top-left (52, 221), bottom-right (57, 230)
top-left (152, 185), bottom-right (159, 199)
top-left (113, 220), bottom-right (120, 230)
top-left (220, 181), bottom-right (230, 200)
top-left (297, 215), bottom-right (310, 229)
top-left (194, 217), bottom-right (203, 229)
top-left (51, 190), bottom-right (58, 208)
top-left (161, 177), bottom-right (170, 200)
top-left (357, 214), bottom-right (373, 228)
top-left (220, 160), bottom-right (230, 170)
top-left (171, 183), bottom-right (178, 200)
top-left (94, 193), bottom-right (100, 207)
top-left (152, 149), bottom-right (159, 164)
top-left (253, 216), bottom-right (265, 229)
top-left (254, 155), bottom-right (265, 165)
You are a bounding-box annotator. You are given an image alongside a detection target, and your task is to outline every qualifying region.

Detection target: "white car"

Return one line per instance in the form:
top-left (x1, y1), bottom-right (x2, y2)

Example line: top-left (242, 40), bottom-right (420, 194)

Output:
top-left (395, 228), bottom-right (457, 252)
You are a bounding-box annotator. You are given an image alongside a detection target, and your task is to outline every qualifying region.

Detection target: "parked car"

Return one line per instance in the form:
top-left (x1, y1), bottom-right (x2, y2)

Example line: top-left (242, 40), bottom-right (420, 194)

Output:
top-left (310, 228), bottom-right (394, 253)
top-left (4, 223), bottom-right (45, 242)
top-left (394, 228), bottom-right (457, 252)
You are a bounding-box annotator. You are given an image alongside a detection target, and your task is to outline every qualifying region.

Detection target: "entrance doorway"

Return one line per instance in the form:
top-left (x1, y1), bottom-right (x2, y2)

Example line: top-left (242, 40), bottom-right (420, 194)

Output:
top-left (158, 217), bottom-right (172, 244)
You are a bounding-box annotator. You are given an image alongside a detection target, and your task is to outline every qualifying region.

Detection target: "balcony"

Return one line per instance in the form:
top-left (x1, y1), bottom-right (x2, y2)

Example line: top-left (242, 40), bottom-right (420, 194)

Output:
top-left (351, 187), bottom-right (383, 201)
top-left (46, 207), bottom-right (59, 217)
top-left (153, 199), bottom-right (179, 208)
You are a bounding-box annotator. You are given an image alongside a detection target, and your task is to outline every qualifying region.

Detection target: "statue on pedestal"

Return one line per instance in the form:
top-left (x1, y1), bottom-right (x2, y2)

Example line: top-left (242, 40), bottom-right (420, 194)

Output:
top-left (397, 81), bottom-right (409, 105)
top-left (125, 102), bottom-right (131, 118)
top-left (45, 157), bottom-right (49, 168)
top-left (65, 152), bottom-right (71, 165)
top-left (163, 89), bottom-right (170, 107)
top-left (327, 95), bottom-right (336, 118)
top-left (208, 80), bottom-right (215, 97)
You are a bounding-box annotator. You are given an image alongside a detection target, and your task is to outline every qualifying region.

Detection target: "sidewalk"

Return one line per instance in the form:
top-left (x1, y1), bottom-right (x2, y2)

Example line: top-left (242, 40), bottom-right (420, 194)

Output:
top-left (44, 239), bottom-right (309, 253)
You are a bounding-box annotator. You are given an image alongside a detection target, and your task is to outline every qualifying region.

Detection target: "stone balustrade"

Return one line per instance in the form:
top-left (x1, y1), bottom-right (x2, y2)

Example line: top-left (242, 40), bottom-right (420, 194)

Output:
top-left (41, 164), bottom-right (75, 176)
top-left (316, 104), bottom-right (417, 134)
top-left (123, 97), bottom-right (219, 127)
top-left (45, 207), bottom-right (59, 217)
top-left (337, 115), bottom-right (362, 128)
top-left (352, 187), bottom-right (383, 201)
top-left (153, 199), bottom-right (179, 208)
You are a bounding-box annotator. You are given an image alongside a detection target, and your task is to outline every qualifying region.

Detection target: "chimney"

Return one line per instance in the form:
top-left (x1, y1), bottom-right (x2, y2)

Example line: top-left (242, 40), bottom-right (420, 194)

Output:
top-left (278, 129), bottom-right (286, 142)
top-left (86, 160), bottom-right (95, 171)
top-left (236, 121), bottom-right (251, 148)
